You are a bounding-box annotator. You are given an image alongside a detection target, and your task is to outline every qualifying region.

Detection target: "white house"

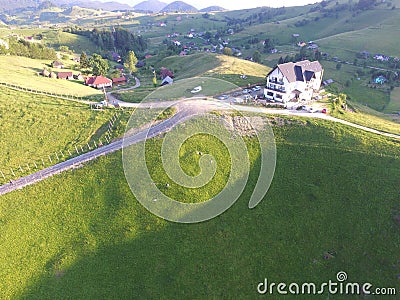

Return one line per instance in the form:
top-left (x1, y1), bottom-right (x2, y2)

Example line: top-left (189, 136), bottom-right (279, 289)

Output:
top-left (264, 60), bottom-right (324, 103)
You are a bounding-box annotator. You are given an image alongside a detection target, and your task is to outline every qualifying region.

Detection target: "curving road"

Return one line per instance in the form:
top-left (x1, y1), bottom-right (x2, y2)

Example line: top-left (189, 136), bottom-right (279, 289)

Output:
top-left (1, 97), bottom-right (399, 196)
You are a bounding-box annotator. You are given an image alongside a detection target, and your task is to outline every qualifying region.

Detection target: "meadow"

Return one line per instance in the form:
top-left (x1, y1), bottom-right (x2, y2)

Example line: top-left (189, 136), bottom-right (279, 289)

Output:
top-left (0, 56), bottom-right (102, 98)
top-left (329, 100), bottom-right (400, 135)
top-left (0, 115), bottom-right (399, 299)
top-left (0, 87), bottom-right (116, 182)
top-left (385, 87), bottom-right (400, 113)
top-left (117, 53), bottom-right (270, 103)
top-left (322, 60), bottom-right (391, 111)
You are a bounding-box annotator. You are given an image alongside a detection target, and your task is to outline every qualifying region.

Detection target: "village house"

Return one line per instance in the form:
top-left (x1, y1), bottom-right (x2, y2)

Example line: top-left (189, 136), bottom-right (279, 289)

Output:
top-left (85, 76), bottom-right (112, 89)
top-left (52, 61), bottom-right (64, 69)
top-left (57, 72), bottom-right (73, 80)
top-left (161, 76), bottom-right (174, 86)
top-left (264, 60), bottom-right (324, 103)
top-left (112, 76), bottom-right (127, 85)
top-left (40, 69), bottom-right (50, 77)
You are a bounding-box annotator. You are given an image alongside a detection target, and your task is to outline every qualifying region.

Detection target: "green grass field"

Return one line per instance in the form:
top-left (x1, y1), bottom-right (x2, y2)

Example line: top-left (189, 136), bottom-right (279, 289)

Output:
top-left (144, 77), bottom-right (238, 100)
top-left (385, 87), bottom-right (400, 113)
top-left (154, 53), bottom-right (270, 80)
top-left (0, 115), bottom-right (399, 299)
top-left (0, 56), bottom-right (101, 98)
top-left (322, 60), bottom-right (391, 111)
top-left (47, 31), bottom-right (98, 54)
top-left (0, 87), bottom-right (114, 181)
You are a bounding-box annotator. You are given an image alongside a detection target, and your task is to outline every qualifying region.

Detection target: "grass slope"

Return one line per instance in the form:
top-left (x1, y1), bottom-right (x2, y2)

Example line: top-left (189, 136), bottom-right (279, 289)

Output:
top-left (156, 53), bottom-right (270, 80)
top-left (0, 87), bottom-right (113, 180)
top-left (386, 87), bottom-right (400, 113)
top-left (0, 117), bottom-right (399, 299)
top-left (0, 56), bottom-right (101, 97)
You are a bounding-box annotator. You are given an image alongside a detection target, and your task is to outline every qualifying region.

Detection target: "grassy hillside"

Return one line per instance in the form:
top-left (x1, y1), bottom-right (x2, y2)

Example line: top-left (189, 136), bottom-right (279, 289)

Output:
top-left (386, 87), bottom-right (400, 113)
top-left (46, 31), bottom-right (98, 54)
top-left (157, 53), bottom-right (270, 80)
top-left (0, 56), bottom-right (101, 97)
top-left (0, 116), bottom-right (399, 298)
top-left (0, 87), bottom-right (114, 182)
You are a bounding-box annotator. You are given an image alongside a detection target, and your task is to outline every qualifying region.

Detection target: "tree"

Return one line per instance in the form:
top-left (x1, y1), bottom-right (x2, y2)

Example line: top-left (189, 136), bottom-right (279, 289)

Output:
top-left (80, 52), bottom-right (89, 69)
top-left (278, 56), bottom-right (284, 64)
top-left (124, 50), bottom-right (138, 74)
top-left (223, 47), bottom-right (233, 56)
top-left (253, 50), bottom-right (261, 63)
top-left (336, 63), bottom-right (342, 70)
top-left (90, 53), bottom-right (109, 76)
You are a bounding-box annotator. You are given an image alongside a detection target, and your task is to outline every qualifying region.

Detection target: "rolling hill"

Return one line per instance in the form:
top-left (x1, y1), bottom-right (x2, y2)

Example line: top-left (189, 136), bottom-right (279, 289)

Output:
top-left (0, 0), bottom-right (38, 12)
top-left (154, 53), bottom-right (270, 80)
top-left (160, 1), bottom-right (198, 13)
top-left (134, 0), bottom-right (167, 13)
top-left (199, 6), bottom-right (225, 12)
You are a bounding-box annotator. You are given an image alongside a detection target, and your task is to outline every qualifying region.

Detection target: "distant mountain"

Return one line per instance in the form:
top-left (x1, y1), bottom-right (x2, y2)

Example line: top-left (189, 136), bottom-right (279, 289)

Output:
top-left (134, 0), bottom-right (166, 13)
top-left (0, 0), bottom-right (39, 12)
top-left (0, 0), bottom-right (132, 12)
top-left (160, 1), bottom-right (198, 13)
top-left (199, 6), bottom-right (225, 12)
top-left (53, 0), bottom-right (132, 11)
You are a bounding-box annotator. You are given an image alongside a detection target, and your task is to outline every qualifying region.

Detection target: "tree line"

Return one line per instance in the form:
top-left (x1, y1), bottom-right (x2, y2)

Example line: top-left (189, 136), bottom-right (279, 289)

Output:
top-left (0, 37), bottom-right (57, 60)
top-left (65, 27), bottom-right (147, 56)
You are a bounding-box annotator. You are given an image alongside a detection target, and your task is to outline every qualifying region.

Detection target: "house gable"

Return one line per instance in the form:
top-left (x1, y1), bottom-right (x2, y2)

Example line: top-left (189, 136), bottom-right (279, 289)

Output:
top-left (265, 60), bottom-right (323, 103)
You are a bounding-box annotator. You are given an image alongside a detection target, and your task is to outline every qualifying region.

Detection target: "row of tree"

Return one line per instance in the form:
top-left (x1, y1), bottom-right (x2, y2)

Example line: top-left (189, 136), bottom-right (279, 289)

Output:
top-left (79, 50), bottom-right (138, 76)
top-left (0, 37), bottom-right (57, 60)
top-left (66, 27), bottom-right (147, 57)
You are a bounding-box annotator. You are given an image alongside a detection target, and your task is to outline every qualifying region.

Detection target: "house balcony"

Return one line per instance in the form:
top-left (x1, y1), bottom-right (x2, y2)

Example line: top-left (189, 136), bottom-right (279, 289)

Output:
top-left (268, 79), bottom-right (284, 85)
top-left (265, 85), bottom-right (286, 93)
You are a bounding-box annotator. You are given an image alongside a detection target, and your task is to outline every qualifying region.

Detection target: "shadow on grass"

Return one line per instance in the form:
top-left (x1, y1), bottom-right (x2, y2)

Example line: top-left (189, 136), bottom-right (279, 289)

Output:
top-left (16, 142), bottom-right (400, 299)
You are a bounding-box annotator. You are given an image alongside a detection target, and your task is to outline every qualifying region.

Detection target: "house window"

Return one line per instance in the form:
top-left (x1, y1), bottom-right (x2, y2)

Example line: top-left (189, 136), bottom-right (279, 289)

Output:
top-left (276, 94), bottom-right (283, 99)
top-left (267, 92), bottom-right (273, 97)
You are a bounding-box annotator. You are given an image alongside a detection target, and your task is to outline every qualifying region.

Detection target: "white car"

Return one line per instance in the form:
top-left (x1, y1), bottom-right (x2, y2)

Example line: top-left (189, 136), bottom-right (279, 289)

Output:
top-left (308, 107), bottom-right (318, 113)
top-left (191, 86), bottom-right (202, 94)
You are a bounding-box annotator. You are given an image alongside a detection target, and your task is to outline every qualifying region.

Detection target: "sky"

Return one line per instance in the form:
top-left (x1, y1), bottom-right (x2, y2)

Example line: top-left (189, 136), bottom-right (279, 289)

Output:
top-left (102, 0), bottom-right (321, 10)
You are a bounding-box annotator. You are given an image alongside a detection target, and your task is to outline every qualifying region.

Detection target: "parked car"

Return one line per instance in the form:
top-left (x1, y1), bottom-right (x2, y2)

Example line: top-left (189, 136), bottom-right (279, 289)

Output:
top-left (191, 86), bottom-right (202, 94)
top-left (217, 95), bottom-right (229, 100)
top-left (252, 86), bottom-right (261, 92)
top-left (321, 108), bottom-right (328, 114)
top-left (308, 107), bottom-right (318, 113)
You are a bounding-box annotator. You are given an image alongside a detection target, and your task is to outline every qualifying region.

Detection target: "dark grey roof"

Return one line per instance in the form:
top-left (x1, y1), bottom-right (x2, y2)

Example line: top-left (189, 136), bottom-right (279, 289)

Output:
top-left (274, 60), bottom-right (323, 83)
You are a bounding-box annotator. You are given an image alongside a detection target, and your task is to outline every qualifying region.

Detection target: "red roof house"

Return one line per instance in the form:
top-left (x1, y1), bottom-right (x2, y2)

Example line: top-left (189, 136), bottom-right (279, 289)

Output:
top-left (57, 72), bottom-right (73, 80)
top-left (160, 67), bottom-right (174, 80)
top-left (85, 76), bottom-right (112, 89)
top-left (112, 76), bottom-right (127, 85)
